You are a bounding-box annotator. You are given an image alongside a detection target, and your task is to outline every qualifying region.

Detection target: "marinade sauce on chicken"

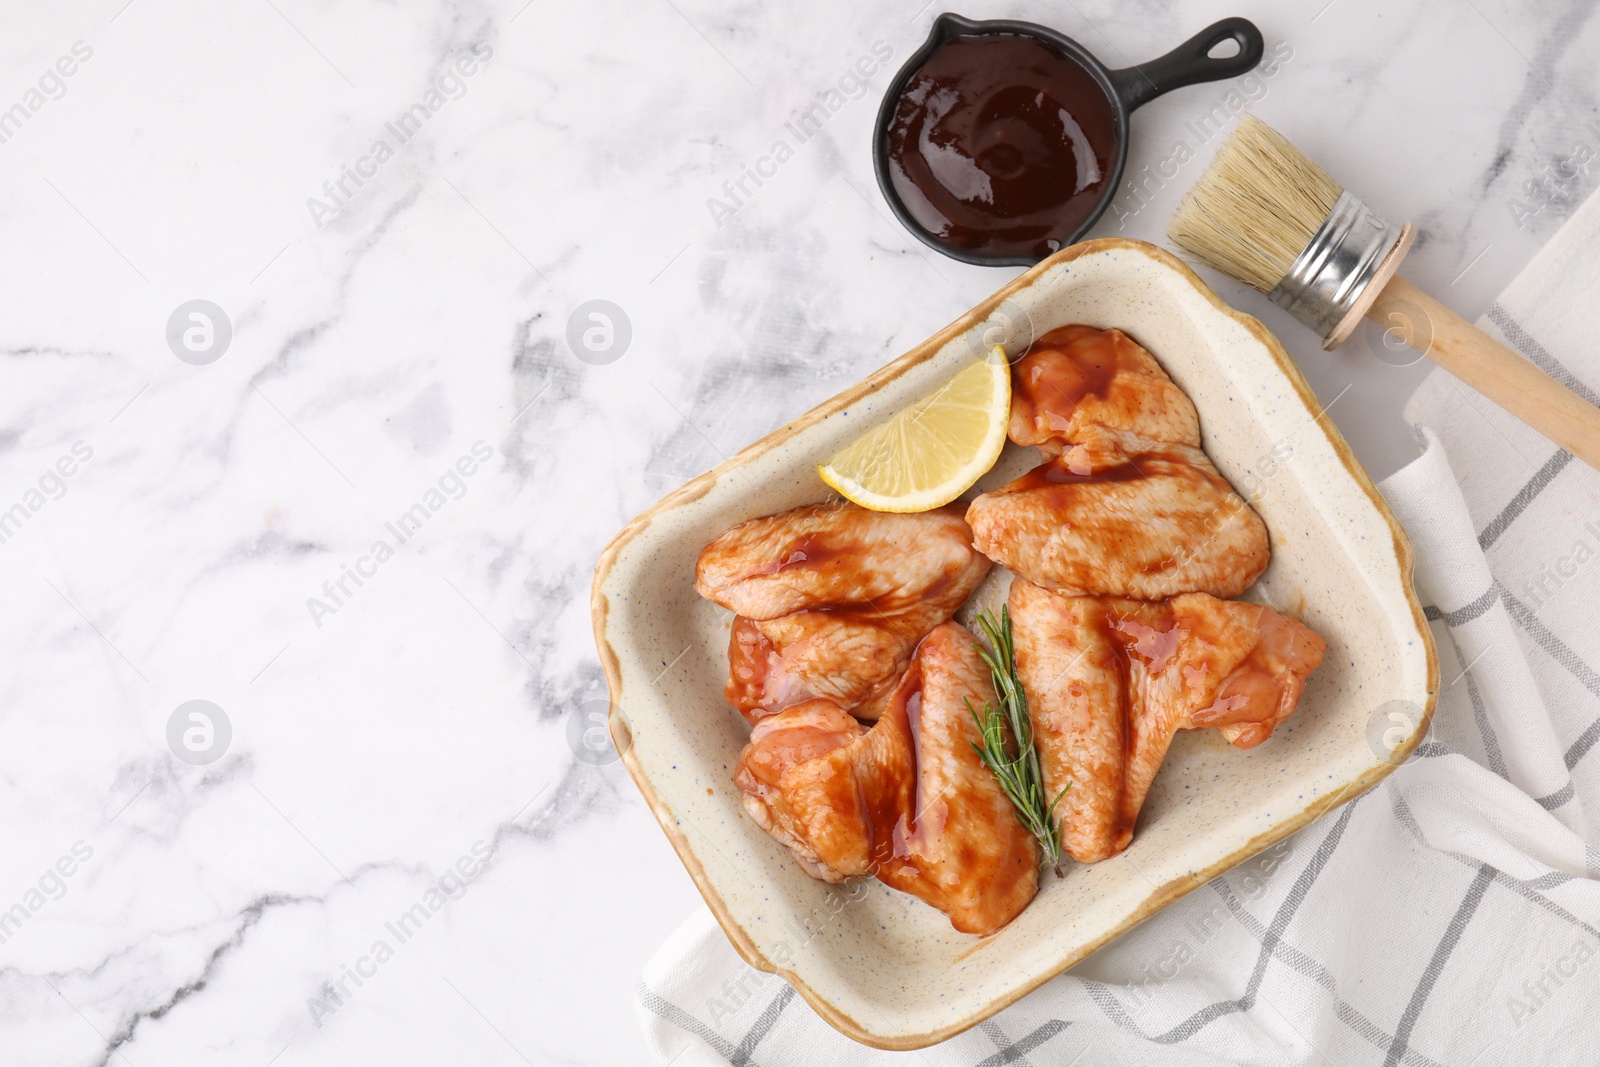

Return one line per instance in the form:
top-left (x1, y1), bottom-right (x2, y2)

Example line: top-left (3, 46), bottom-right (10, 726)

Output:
top-left (1005, 454), bottom-right (1163, 487)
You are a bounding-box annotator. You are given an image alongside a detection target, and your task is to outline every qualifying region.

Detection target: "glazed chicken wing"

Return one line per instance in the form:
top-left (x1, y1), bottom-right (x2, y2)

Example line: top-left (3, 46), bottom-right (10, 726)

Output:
top-left (698, 503), bottom-right (990, 720)
top-left (1008, 324), bottom-right (1200, 453)
top-left (734, 623), bottom-right (1038, 934)
top-left (697, 502), bottom-right (988, 618)
top-left (968, 441), bottom-right (1269, 599)
top-left (730, 698), bottom-right (867, 882)
top-left (1009, 579), bottom-right (1325, 863)
top-left (724, 614), bottom-right (909, 717)
top-left (968, 325), bottom-right (1269, 599)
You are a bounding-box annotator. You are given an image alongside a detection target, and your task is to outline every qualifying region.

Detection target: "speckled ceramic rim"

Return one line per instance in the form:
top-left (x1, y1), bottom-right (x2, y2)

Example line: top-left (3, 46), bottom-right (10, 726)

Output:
top-left (590, 237), bottom-right (1439, 1050)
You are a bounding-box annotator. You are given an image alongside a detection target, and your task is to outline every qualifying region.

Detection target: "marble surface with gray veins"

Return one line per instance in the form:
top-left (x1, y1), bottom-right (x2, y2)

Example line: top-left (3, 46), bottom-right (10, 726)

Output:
top-left (0, 0), bottom-right (1596, 1063)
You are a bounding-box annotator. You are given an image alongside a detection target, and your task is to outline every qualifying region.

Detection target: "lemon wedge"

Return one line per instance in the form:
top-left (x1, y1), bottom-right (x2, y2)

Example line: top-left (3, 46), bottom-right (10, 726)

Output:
top-left (818, 346), bottom-right (1011, 512)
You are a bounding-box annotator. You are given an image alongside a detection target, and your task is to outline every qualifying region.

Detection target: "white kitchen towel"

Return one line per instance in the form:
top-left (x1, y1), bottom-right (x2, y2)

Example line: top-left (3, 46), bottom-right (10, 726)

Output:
top-left (635, 191), bottom-right (1600, 1067)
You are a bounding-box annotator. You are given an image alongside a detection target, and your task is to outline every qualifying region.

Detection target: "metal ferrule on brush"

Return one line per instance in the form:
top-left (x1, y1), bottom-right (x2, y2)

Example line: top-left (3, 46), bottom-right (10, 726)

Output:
top-left (1268, 191), bottom-right (1403, 342)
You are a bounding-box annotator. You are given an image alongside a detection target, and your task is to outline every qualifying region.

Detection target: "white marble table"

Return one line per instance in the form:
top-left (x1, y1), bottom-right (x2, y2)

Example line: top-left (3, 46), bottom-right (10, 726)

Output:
top-left (2, 0), bottom-right (1596, 1063)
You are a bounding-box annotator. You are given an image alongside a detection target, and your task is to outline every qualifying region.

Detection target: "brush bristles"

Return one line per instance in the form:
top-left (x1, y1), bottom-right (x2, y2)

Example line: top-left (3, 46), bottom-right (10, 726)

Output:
top-left (1167, 115), bottom-right (1344, 294)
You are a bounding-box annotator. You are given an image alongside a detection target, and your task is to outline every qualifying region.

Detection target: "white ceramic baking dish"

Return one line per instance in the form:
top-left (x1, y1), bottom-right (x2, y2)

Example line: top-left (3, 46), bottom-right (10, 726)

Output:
top-left (592, 238), bottom-right (1437, 1049)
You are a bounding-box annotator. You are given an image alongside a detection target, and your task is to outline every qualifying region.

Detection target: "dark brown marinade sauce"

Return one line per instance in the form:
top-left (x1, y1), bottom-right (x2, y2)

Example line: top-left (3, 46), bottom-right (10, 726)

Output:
top-left (1004, 445), bottom-right (1215, 492)
top-left (755, 534), bottom-right (846, 575)
top-left (1005, 456), bottom-right (1153, 489)
top-left (885, 33), bottom-right (1117, 257)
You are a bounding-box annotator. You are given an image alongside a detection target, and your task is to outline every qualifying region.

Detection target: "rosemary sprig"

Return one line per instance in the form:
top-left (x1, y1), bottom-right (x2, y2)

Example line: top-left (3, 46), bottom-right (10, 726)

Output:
top-left (966, 606), bottom-right (1070, 877)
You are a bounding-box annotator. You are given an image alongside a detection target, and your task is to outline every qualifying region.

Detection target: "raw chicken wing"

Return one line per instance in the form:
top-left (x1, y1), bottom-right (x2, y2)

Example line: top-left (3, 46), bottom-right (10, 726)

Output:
top-left (698, 502), bottom-right (990, 720)
top-left (1008, 324), bottom-right (1200, 452)
top-left (967, 441), bottom-right (1269, 599)
top-left (1009, 579), bottom-right (1325, 863)
top-left (969, 324), bottom-right (1268, 599)
top-left (733, 623), bottom-right (1038, 934)
top-left (730, 699), bottom-right (867, 882)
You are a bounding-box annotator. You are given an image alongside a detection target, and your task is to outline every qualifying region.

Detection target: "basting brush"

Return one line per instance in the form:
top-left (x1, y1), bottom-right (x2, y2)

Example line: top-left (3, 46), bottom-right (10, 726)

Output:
top-left (1168, 114), bottom-right (1600, 469)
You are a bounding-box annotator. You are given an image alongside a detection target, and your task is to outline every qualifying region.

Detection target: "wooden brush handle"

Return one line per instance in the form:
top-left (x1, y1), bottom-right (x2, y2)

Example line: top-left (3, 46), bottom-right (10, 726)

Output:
top-left (1368, 275), bottom-right (1600, 469)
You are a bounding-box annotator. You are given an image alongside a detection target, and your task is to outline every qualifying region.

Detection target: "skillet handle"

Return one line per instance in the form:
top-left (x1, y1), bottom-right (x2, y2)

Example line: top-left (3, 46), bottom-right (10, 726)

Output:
top-left (1106, 18), bottom-right (1264, 112)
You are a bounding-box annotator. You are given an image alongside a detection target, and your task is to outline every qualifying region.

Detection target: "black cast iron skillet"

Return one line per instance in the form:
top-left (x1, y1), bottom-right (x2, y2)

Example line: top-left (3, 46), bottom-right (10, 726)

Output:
top-left (873, 14), bottom-right (1264, 267)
